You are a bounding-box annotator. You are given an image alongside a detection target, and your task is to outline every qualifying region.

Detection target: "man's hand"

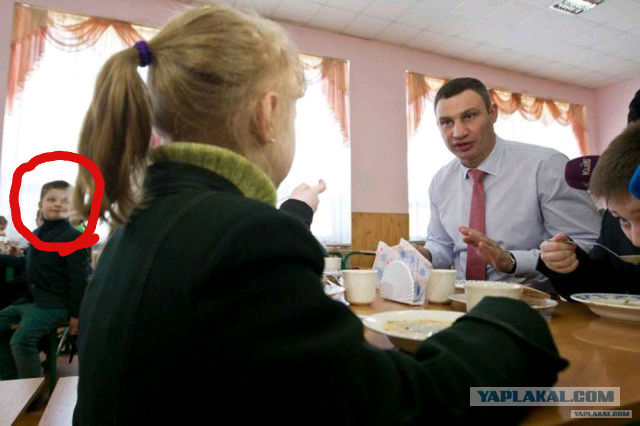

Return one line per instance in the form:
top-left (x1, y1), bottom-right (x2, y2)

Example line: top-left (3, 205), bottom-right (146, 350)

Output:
top-left (289, 179), bottom-right (327, 212)
top-left (411, 243), bottom-right (432, 262)
top-left (69, 317), bottom-right (79, 336)
top-left (539, 233), bottom-right (579, 274)
top-left (459, 226), bottom-right (513, 273)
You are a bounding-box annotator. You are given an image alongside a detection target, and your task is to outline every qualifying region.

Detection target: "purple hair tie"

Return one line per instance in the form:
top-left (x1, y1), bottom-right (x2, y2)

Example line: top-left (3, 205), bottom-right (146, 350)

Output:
top-left (134, 40), bottom-right (153, 67)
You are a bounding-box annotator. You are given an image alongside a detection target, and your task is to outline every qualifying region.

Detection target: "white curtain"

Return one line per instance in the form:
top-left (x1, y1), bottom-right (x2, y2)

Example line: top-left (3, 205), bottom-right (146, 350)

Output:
top-left (4, 28), bottom-right (124, 243)
top-left (494, 108), bottom-right (581, 159)
top-left (407, 101), bottom-right (454, 242)
top-left (408, 97), bottom-right (582, 241)
top-left (277, 67), bottom-right (351, 245)
top-left (1, 8), bottom-right (158, 244)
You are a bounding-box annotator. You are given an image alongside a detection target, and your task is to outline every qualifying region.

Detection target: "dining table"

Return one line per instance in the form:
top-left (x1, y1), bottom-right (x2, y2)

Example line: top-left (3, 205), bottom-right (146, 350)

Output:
top-left (350, 292), bottom-right (640, 425)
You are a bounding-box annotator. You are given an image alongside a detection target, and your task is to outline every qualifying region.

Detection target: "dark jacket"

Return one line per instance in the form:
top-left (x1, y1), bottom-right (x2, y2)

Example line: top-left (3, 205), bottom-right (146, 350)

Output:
top-left (537, 210), bottom-right (640, 300)
top-left (0, 220), bottom-right (89, 316)
top-left (74, 159), bottom-right (567, 425)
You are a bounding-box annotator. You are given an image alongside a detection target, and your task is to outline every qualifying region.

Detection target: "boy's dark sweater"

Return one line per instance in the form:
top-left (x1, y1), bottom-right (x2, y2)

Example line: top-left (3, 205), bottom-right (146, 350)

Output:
top-left (16, 219), bottom-right (89, 317)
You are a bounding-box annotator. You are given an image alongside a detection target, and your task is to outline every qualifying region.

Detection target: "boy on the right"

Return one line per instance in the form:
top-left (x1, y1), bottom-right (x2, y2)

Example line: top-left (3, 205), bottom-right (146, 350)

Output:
top-left (538, 122), bottom-right (640, 298)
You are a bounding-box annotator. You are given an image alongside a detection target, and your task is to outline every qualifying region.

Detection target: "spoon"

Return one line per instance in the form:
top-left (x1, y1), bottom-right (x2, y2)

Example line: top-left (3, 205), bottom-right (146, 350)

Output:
top-left (548, 239), bottom-right (622, 259)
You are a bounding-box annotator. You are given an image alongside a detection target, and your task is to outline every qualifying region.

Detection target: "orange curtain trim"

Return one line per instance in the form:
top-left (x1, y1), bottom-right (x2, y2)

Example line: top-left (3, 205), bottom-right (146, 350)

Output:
top-left (321, 58), bottom-right (349, 144)
top-left (8, 4), bottom-right (143, 112)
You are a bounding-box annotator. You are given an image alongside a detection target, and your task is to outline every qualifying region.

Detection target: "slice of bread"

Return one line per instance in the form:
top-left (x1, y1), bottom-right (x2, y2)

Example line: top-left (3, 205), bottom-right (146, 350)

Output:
top-left (521, 287), bottom-right (551, 306)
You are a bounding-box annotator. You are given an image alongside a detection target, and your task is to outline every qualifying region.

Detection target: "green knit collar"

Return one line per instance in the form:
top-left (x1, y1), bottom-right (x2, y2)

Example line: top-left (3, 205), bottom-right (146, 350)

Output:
top-left (149, 142), bottom-right (276, 206)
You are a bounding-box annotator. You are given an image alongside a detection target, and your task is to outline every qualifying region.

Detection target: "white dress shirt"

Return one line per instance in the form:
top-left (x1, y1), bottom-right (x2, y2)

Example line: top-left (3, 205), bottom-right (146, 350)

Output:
top-left (424, 136), bottom-right (601, 293)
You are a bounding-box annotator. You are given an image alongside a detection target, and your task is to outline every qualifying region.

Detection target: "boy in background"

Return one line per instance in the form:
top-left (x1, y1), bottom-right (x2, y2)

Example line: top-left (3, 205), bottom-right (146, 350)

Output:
top-left (0, 216), bottom-right (7, 238)
top-left (0, 180), bottom-right (89, 379)
top-left (538, 122), bottom-right (640, 297)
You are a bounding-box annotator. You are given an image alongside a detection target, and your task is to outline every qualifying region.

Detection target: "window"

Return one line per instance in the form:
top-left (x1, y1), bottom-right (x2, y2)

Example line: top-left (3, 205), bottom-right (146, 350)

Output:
top-left (277, 55), bottom-right (351, 245)
top-left (494, 102), bottom-right (581, 159)
top-left (1, 8), bottom-right (157, 243)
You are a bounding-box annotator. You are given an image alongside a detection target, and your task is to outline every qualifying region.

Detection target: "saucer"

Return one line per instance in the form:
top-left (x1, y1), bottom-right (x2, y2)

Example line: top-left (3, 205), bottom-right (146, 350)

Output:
top-left (448, 293), bottom-right (466, 304)
top-left (448, 293), bottom-right (558, 310)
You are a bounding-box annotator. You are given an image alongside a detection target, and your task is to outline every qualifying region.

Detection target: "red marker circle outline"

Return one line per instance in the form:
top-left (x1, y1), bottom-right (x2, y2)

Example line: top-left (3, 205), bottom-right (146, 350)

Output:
top-left (10, 151), bottom-right (104, 256)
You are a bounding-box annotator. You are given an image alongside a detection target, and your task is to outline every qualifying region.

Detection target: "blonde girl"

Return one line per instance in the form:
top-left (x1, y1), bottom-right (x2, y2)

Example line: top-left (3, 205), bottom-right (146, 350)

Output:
top-left (73, 4), bottom-right (567, 424)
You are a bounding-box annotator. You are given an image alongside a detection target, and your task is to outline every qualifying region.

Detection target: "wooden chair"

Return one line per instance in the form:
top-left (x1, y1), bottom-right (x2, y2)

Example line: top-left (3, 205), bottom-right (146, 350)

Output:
top-left (341, 250), bottom-right (376, 270)
top-left (44, 323), bottom-right (70, 396)
top-left (9, 322), bottom-right (70, 396)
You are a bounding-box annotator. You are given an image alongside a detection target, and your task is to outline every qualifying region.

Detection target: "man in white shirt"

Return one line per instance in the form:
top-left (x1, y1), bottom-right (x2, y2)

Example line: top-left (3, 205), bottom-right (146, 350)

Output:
top-left (414, 78), bottom-right (600, 294)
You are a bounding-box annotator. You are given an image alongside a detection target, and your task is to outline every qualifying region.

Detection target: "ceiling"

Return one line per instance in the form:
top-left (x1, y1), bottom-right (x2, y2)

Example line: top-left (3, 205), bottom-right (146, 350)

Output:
top-left (197, 0), bottom-right (640, 89)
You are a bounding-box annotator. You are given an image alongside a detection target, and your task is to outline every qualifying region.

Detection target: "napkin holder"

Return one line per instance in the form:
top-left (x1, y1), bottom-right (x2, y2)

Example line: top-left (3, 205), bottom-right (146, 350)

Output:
top-left (379, 260), bottom-right (425, 305)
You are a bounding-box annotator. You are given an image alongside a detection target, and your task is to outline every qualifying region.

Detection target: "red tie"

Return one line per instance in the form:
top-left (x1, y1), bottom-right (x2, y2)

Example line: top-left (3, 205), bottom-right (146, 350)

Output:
top-left (466, 169), bottom-right (486, 280)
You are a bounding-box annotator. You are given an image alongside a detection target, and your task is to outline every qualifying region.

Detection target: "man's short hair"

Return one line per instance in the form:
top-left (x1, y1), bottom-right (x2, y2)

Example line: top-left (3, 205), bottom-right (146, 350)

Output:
top-left (434, 77), bottom-right (492, 112)
top-left (0, 216), bottom-right (7, 225)
top-left (40, 180), bottom-right (72, 201)
top-left (590, 122), bottom-right (640, 203)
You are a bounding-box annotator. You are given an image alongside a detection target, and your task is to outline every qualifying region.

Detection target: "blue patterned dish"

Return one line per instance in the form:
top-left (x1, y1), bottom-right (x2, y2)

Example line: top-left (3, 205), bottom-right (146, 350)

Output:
top-left (570, 293), bottom-right (640, 323)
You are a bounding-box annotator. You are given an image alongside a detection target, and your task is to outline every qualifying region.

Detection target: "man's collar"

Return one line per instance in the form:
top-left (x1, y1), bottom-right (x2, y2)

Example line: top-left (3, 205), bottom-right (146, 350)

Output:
top-left (460, 136), bottom-right (504, 178)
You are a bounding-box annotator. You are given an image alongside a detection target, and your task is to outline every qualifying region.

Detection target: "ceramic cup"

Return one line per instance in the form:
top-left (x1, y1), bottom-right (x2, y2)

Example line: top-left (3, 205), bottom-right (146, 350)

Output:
top-left (324, 257), bottom-right (342, 272)
top-left (464, 281), bottom-right (523, 312)
top-left (342, 269), bottom-right (377, 304)
top-left (425, 269), bottom-right (456, 303)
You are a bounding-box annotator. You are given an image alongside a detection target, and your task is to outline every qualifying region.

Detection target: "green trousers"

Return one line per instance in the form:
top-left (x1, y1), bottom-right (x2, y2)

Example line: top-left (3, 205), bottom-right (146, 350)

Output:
top-left (0, 302), bottom-right (68, 379)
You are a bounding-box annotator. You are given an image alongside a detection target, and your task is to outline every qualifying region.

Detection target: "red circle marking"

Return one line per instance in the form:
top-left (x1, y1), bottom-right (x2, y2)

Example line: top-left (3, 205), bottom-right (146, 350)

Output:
top-left (9, 151), bottom-right (104, 256)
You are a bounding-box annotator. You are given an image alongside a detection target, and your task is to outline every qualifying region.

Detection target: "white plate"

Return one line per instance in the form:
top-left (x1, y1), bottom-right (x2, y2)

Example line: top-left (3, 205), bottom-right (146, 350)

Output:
top-left (362, 310), bottom-right (464, 341)
top-left (570, 293), bottom-right (640, 323)
top-left (448, 293), bottom-right (558, 311)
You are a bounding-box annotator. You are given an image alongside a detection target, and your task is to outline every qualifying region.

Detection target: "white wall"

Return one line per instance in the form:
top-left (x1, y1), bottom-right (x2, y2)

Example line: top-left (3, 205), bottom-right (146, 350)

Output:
top-left (595, 76), bottom-right (640, 152)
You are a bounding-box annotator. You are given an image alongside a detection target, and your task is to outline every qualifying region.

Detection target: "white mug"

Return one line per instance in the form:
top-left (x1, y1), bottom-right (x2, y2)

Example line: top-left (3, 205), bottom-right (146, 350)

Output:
top-left (324, 257), bottom-right (342, 272)
top-left (425, 269), bottom-right (456, 303)
top-left (342, 269), bottom-right (377, 304)
top-left (464, 281), bottom-right (522, 312)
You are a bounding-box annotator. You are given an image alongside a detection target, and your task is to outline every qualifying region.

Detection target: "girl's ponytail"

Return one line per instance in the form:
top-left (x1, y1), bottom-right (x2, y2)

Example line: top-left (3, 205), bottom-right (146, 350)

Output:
top-left (74, 46), bottom-right (151, 226)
